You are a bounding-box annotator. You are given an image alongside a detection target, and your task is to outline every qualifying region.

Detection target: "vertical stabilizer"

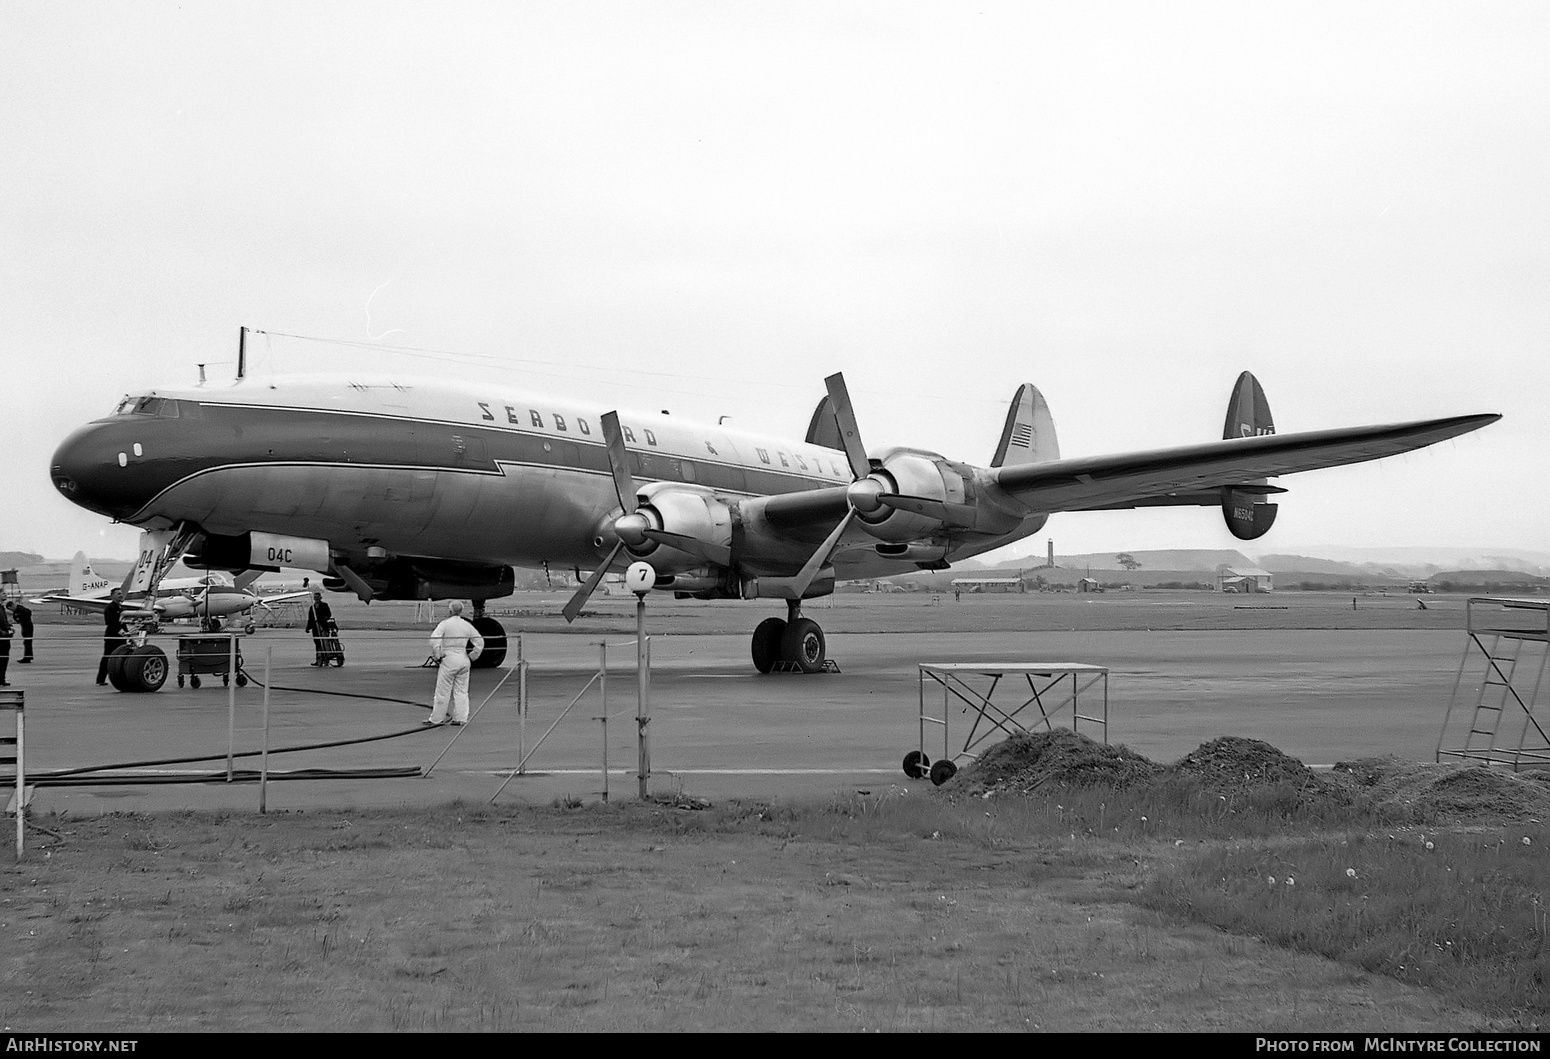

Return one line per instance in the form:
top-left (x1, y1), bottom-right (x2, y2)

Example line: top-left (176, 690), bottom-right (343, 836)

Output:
top-left (1223, 371), bottom-right (1275, 439)
top-left (69, 552), bottom-right (111, 598)
top-left (1221, 371), bottom-right (1279, 539)
top-left (805, 395), bottom-right (842, 450)
top-left (990, 384), bottom-right (1059, 468)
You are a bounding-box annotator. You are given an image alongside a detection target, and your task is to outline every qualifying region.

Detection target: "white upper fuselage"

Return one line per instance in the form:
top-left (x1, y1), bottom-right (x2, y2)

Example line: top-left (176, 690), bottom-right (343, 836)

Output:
top-left (52, 373), bottom-right (1042, 582)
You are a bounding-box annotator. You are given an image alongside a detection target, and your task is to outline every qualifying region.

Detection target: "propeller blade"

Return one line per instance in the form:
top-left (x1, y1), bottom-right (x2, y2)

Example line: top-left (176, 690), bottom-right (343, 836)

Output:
top-left (600, 411), bottom-right (637, 513)
top-left (791, 508), bottom-right (856, 599)
top-left (562, 541), bottom-right (625, 623)
top-left (824, 373), bottom-right (871, 481)
top-left (642, 530), bottom-right (733, 567)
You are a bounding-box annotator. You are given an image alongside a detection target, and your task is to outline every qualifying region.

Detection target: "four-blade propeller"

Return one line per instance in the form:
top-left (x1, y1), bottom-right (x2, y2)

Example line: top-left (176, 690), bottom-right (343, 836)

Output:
top-left (562, 372), bottom-right (947, 619)
top-left (562, 412), bottom-right (640, 622)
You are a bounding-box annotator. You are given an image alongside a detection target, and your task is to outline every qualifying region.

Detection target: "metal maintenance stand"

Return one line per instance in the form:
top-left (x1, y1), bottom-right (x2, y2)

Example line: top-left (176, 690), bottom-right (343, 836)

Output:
top-left (1436, 597), bottom-right (1550, 771)
top-left (909, 663), bottom-right (1108, 786)
top-left (1, 690), bottom-right (24, 856)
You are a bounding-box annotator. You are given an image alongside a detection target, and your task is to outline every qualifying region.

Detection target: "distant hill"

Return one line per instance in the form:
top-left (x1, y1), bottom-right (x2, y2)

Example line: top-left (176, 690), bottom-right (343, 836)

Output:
top-left (1429, 570), bottom-right (1550, 591)
top-left (1294, 546), bottom-right (1550, 577)
top-left (0, 551), bottom-right (44, 569)
top-left (1003, 549), bottom-right (1256, 573)
top-left (1257, 554), bottom-right (1369, 576)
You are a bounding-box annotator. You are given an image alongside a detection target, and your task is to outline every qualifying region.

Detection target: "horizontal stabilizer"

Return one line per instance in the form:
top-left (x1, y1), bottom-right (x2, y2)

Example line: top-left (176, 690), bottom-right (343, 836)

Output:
top-left (991, 413), bottom-right (1499, 515)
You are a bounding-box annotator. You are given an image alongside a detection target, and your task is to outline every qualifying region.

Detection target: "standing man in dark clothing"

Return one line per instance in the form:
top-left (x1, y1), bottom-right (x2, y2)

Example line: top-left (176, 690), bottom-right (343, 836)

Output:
top-left (305, 592), bottom-right (334, 666)
top-left (0, 603), bottom-right (12, 686)
top-left (95, 588), bottom-right (126, 685)
top-left (13, 601), bottom-right (33, 663)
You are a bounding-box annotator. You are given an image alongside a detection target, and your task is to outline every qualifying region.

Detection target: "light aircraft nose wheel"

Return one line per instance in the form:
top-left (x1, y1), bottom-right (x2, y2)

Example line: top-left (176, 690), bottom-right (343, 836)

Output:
top-left (902, 749), bottom-right (931, 780)
top-left (929, 759), bottom-right (958, 786)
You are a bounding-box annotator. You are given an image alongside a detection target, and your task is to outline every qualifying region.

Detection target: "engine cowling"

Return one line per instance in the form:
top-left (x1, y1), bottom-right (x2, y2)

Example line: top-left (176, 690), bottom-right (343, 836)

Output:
top-left (853, 450), bottom-right (962, 543)
top-left (603, 484), bottom-right (733, 575)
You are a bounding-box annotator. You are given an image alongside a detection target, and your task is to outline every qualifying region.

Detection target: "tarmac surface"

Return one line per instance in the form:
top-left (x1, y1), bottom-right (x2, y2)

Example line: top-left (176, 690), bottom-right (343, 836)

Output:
top-left (0, 599), bottom-right (1477, 814)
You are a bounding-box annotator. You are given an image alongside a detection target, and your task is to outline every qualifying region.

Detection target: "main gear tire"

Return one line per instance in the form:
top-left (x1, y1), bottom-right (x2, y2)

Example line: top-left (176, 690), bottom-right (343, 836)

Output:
top-left (106, 645), bottom-right (136, 691)
top-left (123, 645), bottom-right (168, 693)
top-left (781, 618), bottom-right (826, 674)
top-left (470, 616), bottom-right (507, 668)
top-left (751, 617), bottom-right (787, 673)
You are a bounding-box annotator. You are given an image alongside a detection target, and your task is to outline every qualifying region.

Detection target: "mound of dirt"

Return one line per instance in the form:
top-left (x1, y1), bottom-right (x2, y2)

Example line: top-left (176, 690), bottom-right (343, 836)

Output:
top-left (947, 730), bottom-right (1550, 825)
top-left (1330, 755), bottom-right (1550, 822)
top-left (953, 729), bottom-right (1164, 795)
top-left (1169, 736), bottom-right (1325, 796)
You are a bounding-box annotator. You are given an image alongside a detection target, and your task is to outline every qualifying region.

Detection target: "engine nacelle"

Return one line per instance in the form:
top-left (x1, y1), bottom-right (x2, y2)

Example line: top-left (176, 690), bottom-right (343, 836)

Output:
top-left (856, 450), bottom-right (964, 543)
top-left (607, 484), bottom-right (733, 575)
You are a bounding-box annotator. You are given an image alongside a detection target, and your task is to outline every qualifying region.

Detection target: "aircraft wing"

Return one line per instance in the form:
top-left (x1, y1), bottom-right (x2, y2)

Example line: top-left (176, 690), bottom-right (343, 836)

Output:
top-left (30, 594), bottom-right (112, 612)
top-left (254, 590), bottom-right (314, 605)
top-left (990, 414), bottom-right (1499, 515)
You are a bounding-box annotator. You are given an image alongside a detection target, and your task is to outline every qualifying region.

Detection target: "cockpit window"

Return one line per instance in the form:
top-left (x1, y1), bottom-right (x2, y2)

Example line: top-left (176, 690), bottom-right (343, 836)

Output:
top-left (114, 396), bottom-right (183, 418)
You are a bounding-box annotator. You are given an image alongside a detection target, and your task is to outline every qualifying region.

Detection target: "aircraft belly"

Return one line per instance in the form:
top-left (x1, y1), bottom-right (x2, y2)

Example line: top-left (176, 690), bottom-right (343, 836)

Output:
top-left (154, 466), bottom-right (329, 534)
top-left (149, 462), bottom-right (618, 568)
top-left (434, 466), bottom-right (614, 566)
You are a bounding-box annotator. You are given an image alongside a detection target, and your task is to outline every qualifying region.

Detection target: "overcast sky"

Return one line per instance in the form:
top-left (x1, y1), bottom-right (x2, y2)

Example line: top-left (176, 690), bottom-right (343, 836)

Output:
top-left (3, 1), bottom-right (1545, 563)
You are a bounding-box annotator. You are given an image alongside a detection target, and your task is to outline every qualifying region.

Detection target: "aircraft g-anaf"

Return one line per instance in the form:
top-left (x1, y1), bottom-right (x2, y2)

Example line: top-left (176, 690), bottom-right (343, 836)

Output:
top-left (48, 356), bottom-right (1498, 690)
top-left (32, 551), bottom-right (312, 633)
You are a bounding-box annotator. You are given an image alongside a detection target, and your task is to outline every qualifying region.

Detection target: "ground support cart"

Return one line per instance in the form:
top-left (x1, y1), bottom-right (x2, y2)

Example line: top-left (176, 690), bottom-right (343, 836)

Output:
top-left (314, 621), bottom-right (344, 667)
top-left (176, 634), bottom-right (247, 689)
top-left (907, 662), bottom-right (1109, 785)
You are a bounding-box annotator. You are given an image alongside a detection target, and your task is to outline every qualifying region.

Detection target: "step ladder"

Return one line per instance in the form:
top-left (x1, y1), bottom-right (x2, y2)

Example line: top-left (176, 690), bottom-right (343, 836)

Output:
top-left (1437, 598), bottom-right (1550, 770)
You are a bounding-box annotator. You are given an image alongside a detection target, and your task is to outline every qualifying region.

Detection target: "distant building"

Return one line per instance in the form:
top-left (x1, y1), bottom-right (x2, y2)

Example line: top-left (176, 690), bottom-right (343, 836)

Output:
top-left (950, 578), bottom-right (1025, 594)
top-left (1076, 577), bottom-right (1102, 593)
top-left (1217, 566), bottom-right (1274, 593)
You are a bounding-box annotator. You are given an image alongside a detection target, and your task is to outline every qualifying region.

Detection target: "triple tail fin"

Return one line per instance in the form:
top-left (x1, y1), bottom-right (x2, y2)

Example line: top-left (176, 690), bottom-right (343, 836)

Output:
top-left (990, 384), bottom-right (1059, 468)
top-left (805, 395), bottom-right (842, 449)
top-left (1221, 371), bottom-right (1280, 540)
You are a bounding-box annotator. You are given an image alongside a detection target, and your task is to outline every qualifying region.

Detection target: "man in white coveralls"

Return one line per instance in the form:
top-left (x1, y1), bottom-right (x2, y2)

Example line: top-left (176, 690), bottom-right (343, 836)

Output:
top-left (426, 600), bottom-right (484, 726)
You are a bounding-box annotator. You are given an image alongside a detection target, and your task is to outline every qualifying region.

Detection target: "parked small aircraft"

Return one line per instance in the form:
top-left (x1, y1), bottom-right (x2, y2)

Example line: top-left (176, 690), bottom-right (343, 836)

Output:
top-left (48, 359), bottom-right (1498, 690)
top-left (33, 551), bottom-right (312, 632)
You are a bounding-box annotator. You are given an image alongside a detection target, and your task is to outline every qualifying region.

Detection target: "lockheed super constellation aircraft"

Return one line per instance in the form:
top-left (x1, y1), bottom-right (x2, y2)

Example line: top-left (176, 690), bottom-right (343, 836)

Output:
top-left (48, 360), bottom-right (1498, 691)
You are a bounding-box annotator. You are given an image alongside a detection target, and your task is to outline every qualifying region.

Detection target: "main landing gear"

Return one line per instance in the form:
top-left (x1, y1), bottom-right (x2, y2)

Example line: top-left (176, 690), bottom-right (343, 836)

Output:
top-left (751, 601), bottom-right (833, 674)
top-left (469, 600), bottom-right (507, 669)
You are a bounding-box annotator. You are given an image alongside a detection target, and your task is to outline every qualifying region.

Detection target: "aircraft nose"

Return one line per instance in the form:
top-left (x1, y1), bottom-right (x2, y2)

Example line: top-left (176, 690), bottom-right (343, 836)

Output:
top-left (51, 421), bottom-right (146, 520)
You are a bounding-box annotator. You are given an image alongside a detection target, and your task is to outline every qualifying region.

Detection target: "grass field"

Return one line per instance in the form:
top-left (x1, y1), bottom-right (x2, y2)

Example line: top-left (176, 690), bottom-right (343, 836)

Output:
top-left (2, 780), bottom-right (1542, 1032)
top-left (4, 589), bottom-right (1546, 1032)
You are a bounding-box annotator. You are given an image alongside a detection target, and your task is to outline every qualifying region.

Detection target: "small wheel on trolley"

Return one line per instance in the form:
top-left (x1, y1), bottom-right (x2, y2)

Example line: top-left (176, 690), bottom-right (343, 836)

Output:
top-left (929, 759), bottom-right (958, 787)
top-left (236, 673), bottom-right (248, 688)
top-left (190, 675), bottom-right (202, 689)
top-left (902, 749), bottom-right (931, 780)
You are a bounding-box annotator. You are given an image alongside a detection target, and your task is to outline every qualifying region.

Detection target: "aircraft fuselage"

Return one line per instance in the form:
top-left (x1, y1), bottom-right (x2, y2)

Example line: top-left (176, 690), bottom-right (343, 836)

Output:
top-left (50, 375), bottom-right (1040, 585)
